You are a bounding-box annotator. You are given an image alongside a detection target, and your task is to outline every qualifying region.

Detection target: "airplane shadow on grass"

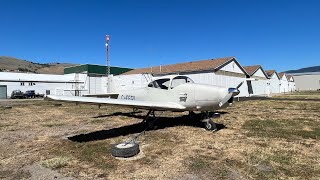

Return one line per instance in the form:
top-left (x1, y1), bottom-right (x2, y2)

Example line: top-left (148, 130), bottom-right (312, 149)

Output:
top-left (68, 112), bottom-right (227, 143)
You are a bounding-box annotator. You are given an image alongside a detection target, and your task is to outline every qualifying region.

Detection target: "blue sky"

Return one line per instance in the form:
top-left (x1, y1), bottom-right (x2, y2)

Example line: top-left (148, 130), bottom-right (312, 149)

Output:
top-left (0, 0), bottom-right (319, 72)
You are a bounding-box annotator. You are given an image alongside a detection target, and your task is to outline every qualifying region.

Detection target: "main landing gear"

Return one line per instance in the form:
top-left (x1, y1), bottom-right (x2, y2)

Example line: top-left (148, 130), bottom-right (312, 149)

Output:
top-left (141, 110), bottom-right (157, 129)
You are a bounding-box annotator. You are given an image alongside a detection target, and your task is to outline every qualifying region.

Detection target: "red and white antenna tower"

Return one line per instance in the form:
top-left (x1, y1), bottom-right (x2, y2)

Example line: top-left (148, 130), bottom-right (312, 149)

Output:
top-left (105, 35), bottom-right (110, 92)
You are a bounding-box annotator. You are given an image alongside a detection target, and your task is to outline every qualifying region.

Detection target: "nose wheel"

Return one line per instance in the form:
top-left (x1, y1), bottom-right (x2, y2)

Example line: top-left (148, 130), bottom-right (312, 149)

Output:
top-left (204, 118), bottom-right (217, 131)
top-left (202, 112), bottom-right (219, 131)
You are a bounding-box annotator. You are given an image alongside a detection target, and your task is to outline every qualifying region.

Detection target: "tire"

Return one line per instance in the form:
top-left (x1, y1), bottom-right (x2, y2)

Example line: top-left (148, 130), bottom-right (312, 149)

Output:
top-left (111, 142), bottom-right (140, 158)
top-left (204, 119), bottom-right (217, 131)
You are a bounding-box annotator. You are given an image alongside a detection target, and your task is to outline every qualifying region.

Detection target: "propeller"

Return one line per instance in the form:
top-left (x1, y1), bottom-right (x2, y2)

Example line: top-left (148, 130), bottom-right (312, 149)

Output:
top-left (219, 81), bottom-right (244, 107)
top-left (236, 81), bottom-right (244, 89)
top-left (218, 93), bottom-right (233, 107)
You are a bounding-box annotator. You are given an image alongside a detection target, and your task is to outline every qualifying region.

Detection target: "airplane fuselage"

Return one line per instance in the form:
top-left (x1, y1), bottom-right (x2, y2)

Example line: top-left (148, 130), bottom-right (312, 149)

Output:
top-left (117, 82), bottom-right (230, 111)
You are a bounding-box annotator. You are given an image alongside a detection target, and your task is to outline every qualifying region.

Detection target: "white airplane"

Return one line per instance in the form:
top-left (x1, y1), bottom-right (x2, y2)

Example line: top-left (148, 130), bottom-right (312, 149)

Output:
top-left (47, 75), bottom-right (242, 131)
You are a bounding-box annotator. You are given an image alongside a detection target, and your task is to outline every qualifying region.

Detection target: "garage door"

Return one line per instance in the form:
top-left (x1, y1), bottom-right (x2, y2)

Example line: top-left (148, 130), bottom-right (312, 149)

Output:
top-left (89, 77), bottom-right (102, 94)
top-left (0, 85), bottom-right (7, 99)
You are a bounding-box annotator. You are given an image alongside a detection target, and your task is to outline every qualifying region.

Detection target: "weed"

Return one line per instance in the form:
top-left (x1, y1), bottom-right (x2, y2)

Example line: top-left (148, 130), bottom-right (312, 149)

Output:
top-left (41, 156), bottom-right (70, 169)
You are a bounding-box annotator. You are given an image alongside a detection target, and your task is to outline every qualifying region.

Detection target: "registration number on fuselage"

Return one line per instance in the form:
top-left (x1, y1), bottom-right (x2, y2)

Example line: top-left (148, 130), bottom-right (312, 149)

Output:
top-left (121, 95), bottom-right (135, 100)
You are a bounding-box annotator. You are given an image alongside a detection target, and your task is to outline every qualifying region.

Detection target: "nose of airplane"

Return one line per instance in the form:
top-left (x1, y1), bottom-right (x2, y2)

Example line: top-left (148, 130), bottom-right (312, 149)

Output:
top-left (228, 87), bottom-right (240, 96)
top-left (218, 86), bottom-right (241, 107)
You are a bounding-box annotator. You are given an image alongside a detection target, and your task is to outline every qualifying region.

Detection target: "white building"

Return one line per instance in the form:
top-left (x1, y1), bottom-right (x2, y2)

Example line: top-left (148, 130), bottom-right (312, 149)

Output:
top-left (279, 73), bottom-right (289, 93)
top-left (287, 75), bottom-right (296, 92)
top-left (0, 59), bottom-right (294, 99)
top-left (109, 73), bottom-right (152, 92)
top-left (265, 70), bottom-right (281, 95)
top-left (0, 64), bottom-right (133, 99)
top-left (115, 57), bottom-right (250, 97)
top-left (64, 64), bottom-right (133, 95)
top-left (0, 72), bottom-right (88, 98)
top-left (243, 65), bottom-right (270, 96)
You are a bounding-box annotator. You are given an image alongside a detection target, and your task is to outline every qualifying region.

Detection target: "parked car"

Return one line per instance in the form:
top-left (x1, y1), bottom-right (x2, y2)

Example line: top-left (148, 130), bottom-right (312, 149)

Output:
top-left (35, 93), bottom-right (45, 98)
top-left (11, 90), bottom-right (24, 99)
top-left (23, 90), bottom-right (36, 98)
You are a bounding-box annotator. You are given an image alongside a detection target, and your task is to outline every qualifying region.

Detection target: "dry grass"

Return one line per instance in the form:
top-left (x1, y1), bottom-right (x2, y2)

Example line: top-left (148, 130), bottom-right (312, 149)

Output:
top-left (41, 156), bottom-right (70, 169)
top-left (0, 91), bottom-right (319, 179)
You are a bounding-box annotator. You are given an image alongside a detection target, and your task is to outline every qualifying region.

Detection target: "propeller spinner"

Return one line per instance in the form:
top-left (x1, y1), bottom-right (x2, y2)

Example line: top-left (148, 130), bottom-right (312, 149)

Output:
top-left (219, 81), bottom-right (244, 107)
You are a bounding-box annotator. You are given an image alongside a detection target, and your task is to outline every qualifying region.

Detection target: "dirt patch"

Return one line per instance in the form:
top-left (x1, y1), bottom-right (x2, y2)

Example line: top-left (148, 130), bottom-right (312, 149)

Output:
top-left (23, 164), bottom-right (76, 180)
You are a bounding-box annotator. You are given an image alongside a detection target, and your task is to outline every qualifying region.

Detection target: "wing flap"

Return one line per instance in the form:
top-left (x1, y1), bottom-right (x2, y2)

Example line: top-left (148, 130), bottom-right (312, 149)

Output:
top-left (83, 93), bottom-right (119, 98)
top-left (46, 95), bottom-right (186, 111)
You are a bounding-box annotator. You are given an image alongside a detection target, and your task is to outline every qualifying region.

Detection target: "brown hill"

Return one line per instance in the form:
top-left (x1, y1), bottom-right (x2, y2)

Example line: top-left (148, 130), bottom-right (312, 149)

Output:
top-left (0, 56), bottom-right (77, 74)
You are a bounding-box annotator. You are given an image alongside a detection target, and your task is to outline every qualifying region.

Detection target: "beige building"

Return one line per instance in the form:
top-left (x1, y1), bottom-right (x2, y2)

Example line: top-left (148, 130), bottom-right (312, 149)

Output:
top-left (289, 72), bottom-right (320, 91)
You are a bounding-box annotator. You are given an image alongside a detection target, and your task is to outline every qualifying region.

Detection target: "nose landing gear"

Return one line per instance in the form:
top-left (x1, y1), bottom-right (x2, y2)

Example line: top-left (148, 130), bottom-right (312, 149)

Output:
top-left (205, 119), bottom-right (217, 131)
top-left (203, 112), bottom-right (220, 131)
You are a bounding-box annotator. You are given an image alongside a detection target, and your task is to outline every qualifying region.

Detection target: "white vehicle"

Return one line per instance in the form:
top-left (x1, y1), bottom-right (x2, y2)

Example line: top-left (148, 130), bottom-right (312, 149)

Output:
top-left (48, 75), bottom-right (242, 131)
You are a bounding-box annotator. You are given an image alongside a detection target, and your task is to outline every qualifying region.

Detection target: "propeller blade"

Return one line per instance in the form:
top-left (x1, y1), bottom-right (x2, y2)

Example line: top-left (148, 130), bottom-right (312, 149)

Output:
top-left (219, 93), bottom-right (233, 107)
top-left (236, 81), bottom-right (244, 89)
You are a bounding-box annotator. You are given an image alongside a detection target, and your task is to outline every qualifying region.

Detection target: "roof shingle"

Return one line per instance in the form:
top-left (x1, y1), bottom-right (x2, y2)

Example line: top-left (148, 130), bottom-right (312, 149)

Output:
top-left (278, 72), bottom-right (286, 78)
top-left (123, 57), bottom-right (237, 75)
top-left (287, 75), bottom-right (294, 81)
top-left (243, 65), bottom-right (261, 76)
top-left (265, 70), bottom-right (276, 77)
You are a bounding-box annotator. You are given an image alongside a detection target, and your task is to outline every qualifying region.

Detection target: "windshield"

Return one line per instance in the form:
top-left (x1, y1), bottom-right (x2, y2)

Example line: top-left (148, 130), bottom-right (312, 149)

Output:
top-left (148, 78), bottom-right (171, 90)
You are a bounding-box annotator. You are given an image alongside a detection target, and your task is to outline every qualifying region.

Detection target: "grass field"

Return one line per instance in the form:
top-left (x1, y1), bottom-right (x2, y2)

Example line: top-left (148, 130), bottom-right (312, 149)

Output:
top-left (0, 91), bottom-right (319, 179)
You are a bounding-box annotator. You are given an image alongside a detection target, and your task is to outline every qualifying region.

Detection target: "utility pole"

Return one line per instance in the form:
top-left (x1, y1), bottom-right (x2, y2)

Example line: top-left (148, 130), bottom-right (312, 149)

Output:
top-left (106, 35), bottom-right (110, 92)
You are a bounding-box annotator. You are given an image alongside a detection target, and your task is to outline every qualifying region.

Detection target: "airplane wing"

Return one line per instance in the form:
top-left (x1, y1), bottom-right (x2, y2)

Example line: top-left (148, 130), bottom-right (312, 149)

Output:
top-left (46, 95), bottom-right (186, 111)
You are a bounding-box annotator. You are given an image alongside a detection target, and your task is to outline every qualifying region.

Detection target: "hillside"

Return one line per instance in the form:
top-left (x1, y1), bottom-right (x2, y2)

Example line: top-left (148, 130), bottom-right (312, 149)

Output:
top-left (0, 56), bottom-right (77, 74)
top-left (285, 65), bottom-right (320, 74)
